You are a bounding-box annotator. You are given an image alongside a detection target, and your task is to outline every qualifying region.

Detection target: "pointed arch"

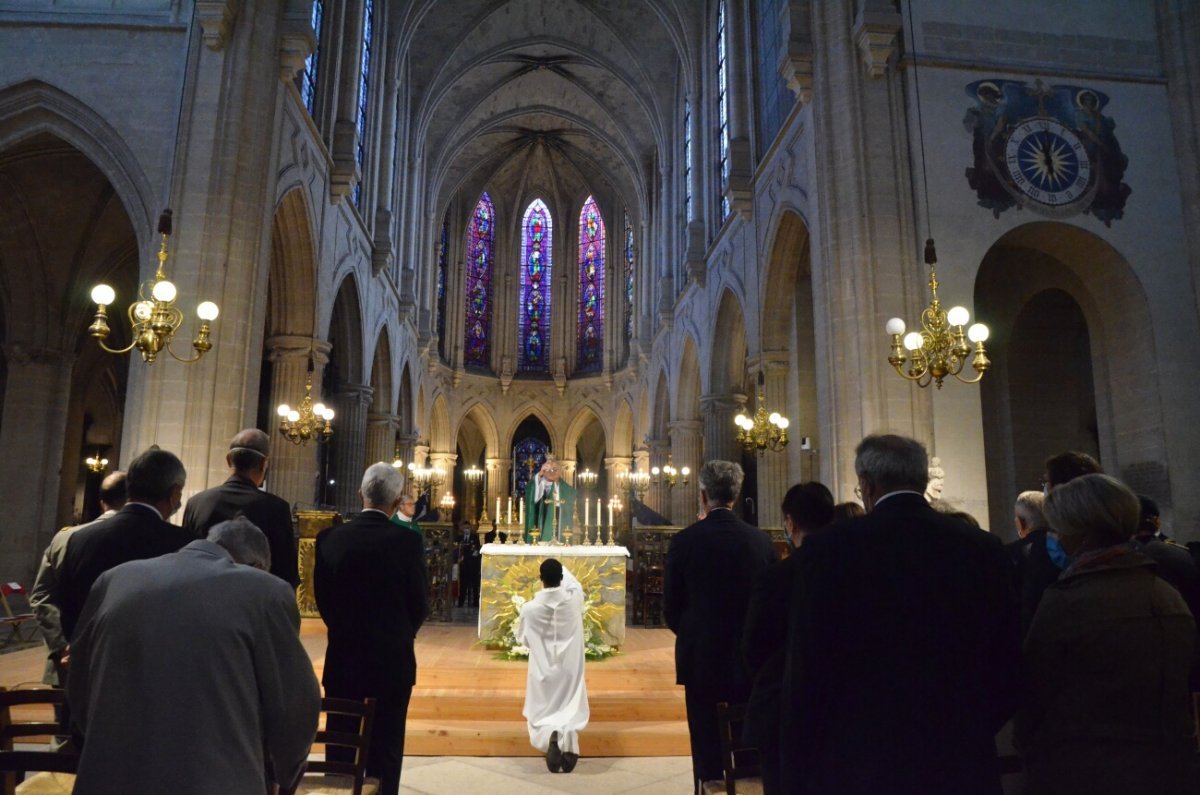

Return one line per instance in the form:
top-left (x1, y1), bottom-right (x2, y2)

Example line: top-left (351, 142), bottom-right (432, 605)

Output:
top-left (652, 368), bottom-right (671, 440)
top-left (677, 335), bottom-right (701, 421)
top-left (269, 188), bottom-right (319, 337)
top-left (327, 273), bottom-right (365, 385)
top-left (397, 361), bottom-right (414, 433)
top-left (368, 325), bottom-right (393, 413)
top-left (576, 194), bottom-right (605, 372)
top-left (563, 404), bottom-right (607, 460)
top-left (459, 401), bottom-right (501, 456)
top-left (518, 197), bottom-right (553, 373)
top-left (613, 399), bottom-right (635, 457)
top-left (429, 393), bottom-right (452, 452)
top-left (710, 288), bottom-right (747, 394)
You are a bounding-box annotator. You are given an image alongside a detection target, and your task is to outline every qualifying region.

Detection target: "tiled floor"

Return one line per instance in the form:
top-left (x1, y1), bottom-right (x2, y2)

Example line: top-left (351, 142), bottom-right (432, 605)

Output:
top-left (400, 755), bottom-right (694, 794)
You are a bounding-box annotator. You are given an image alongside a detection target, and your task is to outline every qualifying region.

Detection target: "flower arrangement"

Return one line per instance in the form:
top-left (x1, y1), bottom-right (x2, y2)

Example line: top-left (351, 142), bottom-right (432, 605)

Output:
top-left (480, 556), bottom-right (622, 661)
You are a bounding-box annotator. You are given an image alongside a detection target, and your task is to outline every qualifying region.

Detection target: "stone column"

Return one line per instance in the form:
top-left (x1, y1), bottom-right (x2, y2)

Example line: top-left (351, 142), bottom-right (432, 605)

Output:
top-left (365, 411), bottom-right (400, 465)
top-left (486, 457), bottom-right (510, 522)
top-left (0, 345), bottom-right (73, 584)
top-left (645, 438), bottom-right (669, 517)
top-left (394, 432), bottom-right (417, 468)
top-left (750, 353), bottom-right (792, 530)
top-left (331, 383), bottom-right (372, 513)
top-left (428, 451), bottom-right (457, 507)
top-left (669, 420), bottom-right (703, 525)
top-left (265, 335), bottom-right (330, 509)
top-left (701, 392), bottom-right (747, 466)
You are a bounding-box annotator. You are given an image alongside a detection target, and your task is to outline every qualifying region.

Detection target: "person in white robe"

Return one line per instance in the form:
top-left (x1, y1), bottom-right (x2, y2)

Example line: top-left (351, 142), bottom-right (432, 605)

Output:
top-left (516, 558), bottom-right (590, 772)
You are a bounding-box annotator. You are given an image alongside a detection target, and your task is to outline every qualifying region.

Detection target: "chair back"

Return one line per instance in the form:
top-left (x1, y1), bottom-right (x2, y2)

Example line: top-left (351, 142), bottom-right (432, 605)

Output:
top-left (715, 701), bottom-right (761, 795)
top-left (282, 697), bottom-right (376, 795)
top-left (0, 687), bottom-right (76, 795)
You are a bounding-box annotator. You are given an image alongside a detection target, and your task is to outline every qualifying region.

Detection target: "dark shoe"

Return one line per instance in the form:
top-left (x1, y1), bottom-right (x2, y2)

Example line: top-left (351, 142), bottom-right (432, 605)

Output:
top-left (560, 752), bottom-right (579, 773)
top-left (546, 731), bottom-right (562, 773)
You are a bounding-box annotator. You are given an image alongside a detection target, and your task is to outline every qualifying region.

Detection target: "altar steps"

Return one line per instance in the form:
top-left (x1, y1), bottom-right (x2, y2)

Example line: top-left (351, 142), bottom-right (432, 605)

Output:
top-left (404, 624), bottom-right (690, 756)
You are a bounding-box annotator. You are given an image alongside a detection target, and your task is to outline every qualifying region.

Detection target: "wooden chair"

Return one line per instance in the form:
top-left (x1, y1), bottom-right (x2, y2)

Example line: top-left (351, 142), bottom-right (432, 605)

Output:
top-left (701, 702), bottom-right (762, 795)
top-left (0, 585), bottom-right (37, 649)
top-left (282, 697), bottom-right (378, 795)
top-left (0, 687), bottom-right (76, 795)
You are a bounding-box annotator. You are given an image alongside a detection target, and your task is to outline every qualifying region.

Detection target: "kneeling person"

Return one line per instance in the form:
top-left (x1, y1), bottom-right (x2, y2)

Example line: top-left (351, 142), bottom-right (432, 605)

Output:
top-left (517, 558), bottom-right (589, 773)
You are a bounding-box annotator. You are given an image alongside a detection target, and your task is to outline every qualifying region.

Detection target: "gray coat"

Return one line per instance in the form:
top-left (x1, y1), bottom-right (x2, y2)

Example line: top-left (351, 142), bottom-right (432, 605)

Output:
top-left (68, 540), bottom-right (320, 794)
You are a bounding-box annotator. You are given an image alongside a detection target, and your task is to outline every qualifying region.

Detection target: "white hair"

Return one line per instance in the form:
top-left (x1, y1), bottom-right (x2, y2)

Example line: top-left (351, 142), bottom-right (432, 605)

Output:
top-left (207, 517), bottom-right (271, 569)
top-left (361, 462), bottom-right (404, 508)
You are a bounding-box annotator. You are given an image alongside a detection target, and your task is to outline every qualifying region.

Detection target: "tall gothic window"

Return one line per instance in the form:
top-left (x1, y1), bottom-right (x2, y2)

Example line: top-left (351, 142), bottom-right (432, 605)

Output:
top-left (513, 437), bottom-right (549, 500)
top-left (299, 0), bottom-right (324, 116)
top-left (352, 0), bottom-right (374, 208)
top-left (464, 193), bottom-right (494, 369)
top-left (435, 210), bottom-right (449, 360)
top-left (683, 99), bottom-right (694, 222)
top-left (624, 210), bottom-right (634, 344)
top-left (576, 196), bottom-right (605, 373)
top-left (716, 0), bottom-right (731, 219)
top-left (519, 199), bottom-right (553, 373)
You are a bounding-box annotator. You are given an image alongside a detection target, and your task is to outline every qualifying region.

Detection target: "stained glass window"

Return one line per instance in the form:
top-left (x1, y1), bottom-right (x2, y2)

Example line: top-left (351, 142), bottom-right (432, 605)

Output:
top-left (576, 196), bottom-right (605, 373)
top-left (624, 210), bottom-right (634, 343)
top-left (684, 100), bottom-right (694, 222)
top-left (352, 0), bottom-right (373, 208)
top-left (513, 438), bottom-right (549, 500)
top-left (464, 193), bottom-right (495, 369)
top-left (436, 210), bottom-right (449, 360)
top-left (519, 199), bottom-right (553, 373)
top-left (299, 0), bottom-right (324, 116)
top-left (717, 0), bottom-right (731, 219)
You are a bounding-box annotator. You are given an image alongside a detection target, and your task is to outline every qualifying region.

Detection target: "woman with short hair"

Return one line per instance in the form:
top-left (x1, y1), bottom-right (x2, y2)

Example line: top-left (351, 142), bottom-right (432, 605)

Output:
top-left (1017, 474), bottom-right (1196, 794)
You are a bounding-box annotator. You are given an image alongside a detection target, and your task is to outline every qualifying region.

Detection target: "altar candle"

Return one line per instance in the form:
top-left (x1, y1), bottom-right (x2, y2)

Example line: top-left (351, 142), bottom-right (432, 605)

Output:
top-left (519, 498), bottom-right (524, 526)
top-left (496, 497), bottom-right (501, 524)
top-left (507, 497), bottom-right (513, 525)
top-left (584, 498), bottom-right (589, 527)
top-left (607, 499), bottom-right (612, 531)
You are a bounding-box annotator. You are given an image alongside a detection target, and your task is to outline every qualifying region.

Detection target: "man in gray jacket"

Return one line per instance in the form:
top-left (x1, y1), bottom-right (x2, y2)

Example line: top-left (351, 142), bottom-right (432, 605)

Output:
top-left (67, 517), bottom-right (320, 794)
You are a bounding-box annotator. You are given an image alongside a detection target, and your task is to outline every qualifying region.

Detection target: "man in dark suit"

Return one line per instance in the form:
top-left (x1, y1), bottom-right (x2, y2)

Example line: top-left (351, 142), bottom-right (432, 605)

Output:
top-left (315, 462), bottom-right (428, 795)
top-left (58, 447), bottom-right (194, 644)
top-left (782, 434), bottom-right (1021, 794)
top-left (664, 459), bottom-right (775, 793)
top-left (183, 428), bottom-right (299, 588)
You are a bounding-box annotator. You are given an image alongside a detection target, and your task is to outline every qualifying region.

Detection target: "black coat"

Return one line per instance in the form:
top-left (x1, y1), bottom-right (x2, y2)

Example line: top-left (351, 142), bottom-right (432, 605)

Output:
top-left (1007, 527), bottom-right (1063, 635)
top-left (183, 475), bottom-right (299, 587)
top-left (58, 503), bottom-right (193, 641)
top-left (664, 506), bottom-right (776, 697)
top-left (783, 493), bottom-right (1021, 795)
top-left (314, 510), bottom-right (428, 695)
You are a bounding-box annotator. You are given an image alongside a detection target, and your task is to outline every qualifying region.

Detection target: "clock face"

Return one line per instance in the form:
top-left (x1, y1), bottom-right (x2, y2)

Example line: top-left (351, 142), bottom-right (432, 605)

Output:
top-left (1003, 118), bottom-right (1094, 210)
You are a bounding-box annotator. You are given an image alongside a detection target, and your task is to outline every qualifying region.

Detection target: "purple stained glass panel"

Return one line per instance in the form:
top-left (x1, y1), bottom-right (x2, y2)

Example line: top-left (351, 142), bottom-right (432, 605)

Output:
top-left (624, 210), bottom-right (634, 343)
top-left (464, 193), bottom-right (494, 368)
top-left (576, 195), bottom-right (605, 372)
top-left (519, 199), bottom-right (553, 373)
top-left (436, 211), bottom-right (449, 359)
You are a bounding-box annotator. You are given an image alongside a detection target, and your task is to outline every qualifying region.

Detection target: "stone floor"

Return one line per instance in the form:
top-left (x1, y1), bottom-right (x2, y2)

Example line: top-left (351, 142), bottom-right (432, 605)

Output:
top-left (399, 755), bottom-right (695, 794)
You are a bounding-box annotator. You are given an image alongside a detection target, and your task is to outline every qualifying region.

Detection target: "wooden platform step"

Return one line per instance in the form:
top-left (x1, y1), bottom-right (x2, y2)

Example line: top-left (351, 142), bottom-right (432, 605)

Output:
top-left (408, 692), bottom-right (686, 722)
top-left (406, 719), bottom-right (692, 757)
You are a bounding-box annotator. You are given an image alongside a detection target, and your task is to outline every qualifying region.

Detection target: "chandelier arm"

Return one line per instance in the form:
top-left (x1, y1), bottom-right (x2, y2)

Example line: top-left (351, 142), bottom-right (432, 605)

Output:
top-left (95, 338), bottom-right (138, 355)
top-left (952, 369), bottom-right (987, 385)
top-left (890, 363), bottom-right (927, 383)
top-left (165, 343), bottom-right (204, 364)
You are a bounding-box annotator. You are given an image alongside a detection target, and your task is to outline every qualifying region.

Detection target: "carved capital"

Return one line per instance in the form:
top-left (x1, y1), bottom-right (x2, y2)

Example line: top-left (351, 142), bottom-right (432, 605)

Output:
top-left (781, 51), bottom-right (814, 104)
top-left (329, 120), bottom-right (359, 202)
top-left (196, 0), bottom-right (240, 51)
top-left (853, 5), bottom-right (902, 79)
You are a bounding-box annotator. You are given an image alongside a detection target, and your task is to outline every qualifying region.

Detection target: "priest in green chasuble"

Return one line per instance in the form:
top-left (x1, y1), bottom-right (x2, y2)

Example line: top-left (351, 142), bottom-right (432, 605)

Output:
top-left (390, 492), bottom-right (423, 540)
top-left (524, 457), bottom-right (576, 543)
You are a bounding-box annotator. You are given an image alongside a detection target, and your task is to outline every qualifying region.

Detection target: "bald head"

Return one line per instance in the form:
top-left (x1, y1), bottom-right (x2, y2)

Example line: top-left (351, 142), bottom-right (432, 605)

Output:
top-left (227, 428), bottom-right (270, 484)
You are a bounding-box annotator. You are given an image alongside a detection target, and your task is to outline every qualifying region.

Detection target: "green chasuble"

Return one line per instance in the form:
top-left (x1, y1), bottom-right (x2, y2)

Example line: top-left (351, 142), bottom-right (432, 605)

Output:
top-left (523, 478), bottom-right (577, 543)
top-left (390, 513), bottom-right (423, 541)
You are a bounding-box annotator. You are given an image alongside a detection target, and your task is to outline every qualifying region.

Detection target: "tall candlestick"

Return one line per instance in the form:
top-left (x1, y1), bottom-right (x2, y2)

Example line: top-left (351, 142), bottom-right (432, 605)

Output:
top-left (584, 498), bottom-right (589, 528)
top-left (507, 497), bottom-right (513, 525)
top-left (496, 497), bottom-right (501, 525)
top-left (608, 499), bottom-right (613, 532)
top-left (519, 498), bottom-right (524, 527)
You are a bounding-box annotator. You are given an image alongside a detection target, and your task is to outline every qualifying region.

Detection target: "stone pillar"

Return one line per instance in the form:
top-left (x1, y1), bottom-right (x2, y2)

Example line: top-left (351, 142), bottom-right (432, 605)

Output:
top-left (428, 451), bottom-right (457, 506)
top-left (646, 438), bottom-right (669, 517)
top-left (0, 346), bottom-right (73, 584)
top-left (394, 432), bottom-right (417, 469)
top-left (751, 353), bottom-right (792, 530)
top-left (366, 411), bottom-right (400, 465)
top-left (265, 335), bottom-right (330, 509)
top-left (485, 457), bottom-right (510, 519)
top-left (605, 455), bottom-right (632, 538)
top-left (701, 392), bottom-right (747, 466)
top-left (331, 383), bottom-right (372, 513)
top-left (669, 420), bottom-right (703, 525)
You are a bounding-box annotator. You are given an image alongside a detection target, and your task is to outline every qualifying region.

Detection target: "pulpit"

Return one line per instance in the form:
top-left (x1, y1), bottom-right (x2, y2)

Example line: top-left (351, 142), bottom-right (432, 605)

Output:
top-left (295, 509), bottom-right (341, 618)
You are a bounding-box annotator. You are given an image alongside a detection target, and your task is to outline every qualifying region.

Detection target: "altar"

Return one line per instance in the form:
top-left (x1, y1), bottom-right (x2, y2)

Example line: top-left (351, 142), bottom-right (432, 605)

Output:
top-left (478, 543), bottom-right (630, 648)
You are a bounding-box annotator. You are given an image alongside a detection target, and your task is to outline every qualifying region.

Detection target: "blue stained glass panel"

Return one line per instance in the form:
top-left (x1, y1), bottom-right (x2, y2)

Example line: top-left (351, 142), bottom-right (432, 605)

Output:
top-left (352, 0), bottom-right (373, 208)
top-left (464, 193), bottom-right (494, 368)
top-left (300, 0), bottom-right (324, 116)
top-left (519, 199), bottom-right (553, 373)
top-left (717, 0), bottom-right (731, 219)
top-left (513, 438), bottom-right (548, 500)
top-left (436, 211), bottom-right (449, 359)
top-left (576, 195), bottom-right (605, 372)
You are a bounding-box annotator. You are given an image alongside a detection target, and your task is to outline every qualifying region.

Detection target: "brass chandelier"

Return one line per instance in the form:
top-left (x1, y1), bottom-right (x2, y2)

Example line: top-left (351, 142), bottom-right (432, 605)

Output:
top-left (276, 357), bottom-right (334, 445)
top-left (84, 450), bottom-right (109, 473)
top-left (88, 210), bottom-right (219, 364)
top-left (651, 455), bottom-right (690, 488)
top-left (886, 3), bottom-right (990, 390)
top-left (735, 371), bottom-right (789, 453)
top-left (886, 240), bottom-right (990, 389)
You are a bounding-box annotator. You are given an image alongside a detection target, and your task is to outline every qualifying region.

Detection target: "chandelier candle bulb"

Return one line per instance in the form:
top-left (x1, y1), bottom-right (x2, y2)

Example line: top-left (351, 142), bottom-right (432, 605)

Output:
top-left (91, 284), bottom-right (115, 306)
top-left (151, 280), bottom-right (176, 302)
top-left (947, 306), bottom-right (970, 327)
top-left (196, 301), bottom-right (219, 321)
top-left (276, 404), bottom-right (290, 417)
top-left (885, 317), bottom-right (906, 336)
top-left (968, 323), bottom-right (990, 343)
